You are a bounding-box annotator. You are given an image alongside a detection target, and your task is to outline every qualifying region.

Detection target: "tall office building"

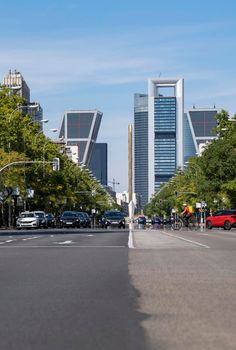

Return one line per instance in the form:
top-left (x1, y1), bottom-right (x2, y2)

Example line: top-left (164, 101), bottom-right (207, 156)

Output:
top-left (134, 93), bottom-right (149, 208)
top-left (184, 108), bottom-right (218, 161)
top-left (134, 78), bottom-right (184, 206)
top-left (148, 78), bottom-right (184, 199)
top-left (59, 110), bottom-right (103, 166)
top-left (89, 143), bottom-right (107, 185)
top-left (3, 69), bottom-right (30, 102)
top-left (3, 70), bottom-right (44, 129)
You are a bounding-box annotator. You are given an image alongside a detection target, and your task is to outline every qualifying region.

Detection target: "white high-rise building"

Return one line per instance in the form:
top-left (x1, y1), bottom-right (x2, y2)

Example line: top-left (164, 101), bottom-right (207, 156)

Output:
top-left (148, 78), bottom-right (184, 199)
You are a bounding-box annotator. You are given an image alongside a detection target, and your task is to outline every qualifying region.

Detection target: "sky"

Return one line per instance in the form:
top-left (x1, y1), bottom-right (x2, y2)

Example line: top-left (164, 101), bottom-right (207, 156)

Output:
top-left (0, 0), bottom-right (236, 191)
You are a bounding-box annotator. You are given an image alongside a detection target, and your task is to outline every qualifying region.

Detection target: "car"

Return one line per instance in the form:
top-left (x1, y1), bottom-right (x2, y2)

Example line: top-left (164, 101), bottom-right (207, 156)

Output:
top-left (33, 211), bottom-right (48, 228)
top-left (151, 216), bottom-right (161, 225)
top-left (75, 212), bottom-right (87, 228)
top-left (59, 211), bottom-right (80, 228)
top-left (82, 212), bottom-right (92, 228)
top-left (76, 212), bottom-right (91, 228)
top-left (133, 216), bottom-right (147, 228)
top-left (45, 213), bottom-right (56, 228)
top-left (206, 209), bottom-right (236, 230)
top-left (16, 211), bottom-right (40, 229)
top-left (101, 210), bottom-right (126, 229)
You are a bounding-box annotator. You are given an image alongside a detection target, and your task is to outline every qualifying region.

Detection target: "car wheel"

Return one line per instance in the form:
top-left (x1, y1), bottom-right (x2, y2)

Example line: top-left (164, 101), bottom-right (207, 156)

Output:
top-left (206, 221), bottom-right (213, 229)
top-left (224, 220), bottom-right (231, 230)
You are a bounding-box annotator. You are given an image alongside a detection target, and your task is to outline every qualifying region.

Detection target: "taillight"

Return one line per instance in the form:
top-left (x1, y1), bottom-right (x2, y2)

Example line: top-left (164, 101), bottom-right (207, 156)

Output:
top-left (231, 215), bottom-right (236, 219)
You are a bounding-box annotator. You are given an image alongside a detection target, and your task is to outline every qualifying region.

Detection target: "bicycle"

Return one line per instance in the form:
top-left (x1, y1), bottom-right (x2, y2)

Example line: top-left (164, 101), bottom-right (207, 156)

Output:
top-left (171, 214), bottom-right (199, 231)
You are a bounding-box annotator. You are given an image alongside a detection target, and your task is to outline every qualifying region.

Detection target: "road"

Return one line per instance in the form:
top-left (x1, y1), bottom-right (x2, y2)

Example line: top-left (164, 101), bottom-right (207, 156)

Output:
top-left (0, 227), bottom-right (236, 349)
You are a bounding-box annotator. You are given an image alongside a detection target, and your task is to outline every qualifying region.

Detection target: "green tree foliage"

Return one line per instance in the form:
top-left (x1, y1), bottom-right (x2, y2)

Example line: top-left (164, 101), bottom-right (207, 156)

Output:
top-left (146, 110), bottom-right (236, 216)
top-left (0, 87), bottom-right (112, 215)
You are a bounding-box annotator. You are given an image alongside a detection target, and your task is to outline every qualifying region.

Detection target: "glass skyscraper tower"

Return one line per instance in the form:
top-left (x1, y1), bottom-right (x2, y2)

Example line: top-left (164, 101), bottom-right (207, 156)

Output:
top-left (134, 94), bottom-right (149, 207)
top-left (59, 110), bottom-right (103, 166)
top-left (148, 78), bottom-right (184, 199)
top-left (134, 78), bottom-right (184, 206)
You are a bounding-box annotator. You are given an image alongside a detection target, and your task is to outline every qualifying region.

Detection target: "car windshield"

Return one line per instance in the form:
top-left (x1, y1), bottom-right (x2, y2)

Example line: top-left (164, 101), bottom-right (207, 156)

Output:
top-left (20, 213), bottom-right (35, 218)
top-left (35, 213), bottom-right (45, 218)
top-left (105, 211), bottom-right (124, 219)
top-left (62, 212), bottom-right (77, 218)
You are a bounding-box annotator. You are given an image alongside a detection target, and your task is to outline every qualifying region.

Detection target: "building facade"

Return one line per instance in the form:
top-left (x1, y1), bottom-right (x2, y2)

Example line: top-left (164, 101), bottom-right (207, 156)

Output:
top-left (134, 93), bottom-right (149, 208)
top-left (3, 69), bottom-right (30, 102)
top-left (3, 70), bottom-right (43, 128)
top-left (59, 110), bottom-right (103, 166)
top-left (185, 108), bottom-right (218, 160)
top-left (89, 143), bottom-right (108, 186)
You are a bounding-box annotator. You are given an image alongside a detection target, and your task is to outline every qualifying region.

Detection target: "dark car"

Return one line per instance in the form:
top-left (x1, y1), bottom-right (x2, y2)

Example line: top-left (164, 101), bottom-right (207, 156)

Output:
top-left (151, 216), bottom-right (161, 225)
top-left (33, 211), bottom-right (48, 228)
top-left (75, 212), bottom-right (89, 228)
top-left (76, 212), bottom-right (91, 228)
top-left (59, 211), bottom-right (80, 228)
top-left (46, 213), bottom-right (56, 228)
top-left (101, 210), bottom-right (126, 229)
top-left (206, 209), bottom-right (236, 230)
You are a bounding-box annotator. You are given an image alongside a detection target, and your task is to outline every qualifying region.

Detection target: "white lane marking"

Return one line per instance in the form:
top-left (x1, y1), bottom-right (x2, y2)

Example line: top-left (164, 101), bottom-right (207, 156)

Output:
top-left (161, 231), bottom-right (210, 249)
top-left (0, 239), bottom-right (14, 245)
top-left (87, 234), bottom-right (94, 237)
top-left (54, 240), bottom-right (74, 245)
top-left (128, 230), bottom-right (135, 248)
top-left (0, 245), bottom-right (126, 249)
top-left (22, 236), bottom-right (40, 241)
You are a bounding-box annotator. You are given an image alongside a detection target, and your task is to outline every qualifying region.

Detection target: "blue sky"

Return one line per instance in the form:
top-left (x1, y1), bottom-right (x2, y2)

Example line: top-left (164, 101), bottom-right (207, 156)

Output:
top-left (1, 0), bottom-right (236, 191)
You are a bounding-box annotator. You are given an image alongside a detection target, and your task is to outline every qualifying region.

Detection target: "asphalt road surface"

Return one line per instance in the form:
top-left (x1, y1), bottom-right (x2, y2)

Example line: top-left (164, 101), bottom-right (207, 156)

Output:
top-left (0, 227), bottom-right (236, 350)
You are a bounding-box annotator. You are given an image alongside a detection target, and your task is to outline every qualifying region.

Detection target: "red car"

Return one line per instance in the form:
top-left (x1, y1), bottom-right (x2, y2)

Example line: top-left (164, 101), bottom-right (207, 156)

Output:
top-left (206, 210), bottom-right (236, 230)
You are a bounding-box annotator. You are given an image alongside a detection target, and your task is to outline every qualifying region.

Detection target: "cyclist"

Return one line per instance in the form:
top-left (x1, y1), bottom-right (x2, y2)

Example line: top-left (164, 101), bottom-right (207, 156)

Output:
top-left (180, 204), bottom-right (192, 226)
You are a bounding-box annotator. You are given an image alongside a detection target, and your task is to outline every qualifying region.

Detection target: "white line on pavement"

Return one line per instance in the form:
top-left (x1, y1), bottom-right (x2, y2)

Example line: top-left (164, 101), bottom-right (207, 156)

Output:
top-left (161, 231), bottom-right (210, 249)
top-left (128, 230), bottom-right (135, 248)
top-left (0, 245), bottom-right (126, 249)
top-left (22, 236), bottom-right (40, 241)
top-left (0, 239), bottom-right (15, 245)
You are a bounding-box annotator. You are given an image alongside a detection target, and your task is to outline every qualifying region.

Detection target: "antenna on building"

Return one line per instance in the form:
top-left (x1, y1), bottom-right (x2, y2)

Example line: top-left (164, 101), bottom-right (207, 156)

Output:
top-left (158, 72), bottom-right (162, 77)
top-left (193, 104), bottom-right (196, 109)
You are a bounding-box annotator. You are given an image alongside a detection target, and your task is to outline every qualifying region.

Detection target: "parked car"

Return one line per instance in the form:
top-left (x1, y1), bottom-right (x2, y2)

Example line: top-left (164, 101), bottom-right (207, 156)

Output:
top-left (82, 212), bottom-right (92, 228)
top-left (45, 213), bottom-right (56, 228)
top-left (75, 212), bottom-right (87, 228)
top-left (206, 209), bottom-right (236, 230)
top-left (59, 211), bottom-right (80, 228)
top-left (16, 211), bottom-right (39, 229)
top-left (101, 210), bottom-right (126, 229)
top-left (76, 212), bottom-right (91, 228)
top-left (33, 211), bottom-right (48, 228)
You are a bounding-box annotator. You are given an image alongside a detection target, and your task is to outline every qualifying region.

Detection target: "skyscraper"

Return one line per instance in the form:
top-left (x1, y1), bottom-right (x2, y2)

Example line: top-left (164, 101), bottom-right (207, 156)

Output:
top-left (3, 69), bottom-right (30, 102)
top-left (134, 78), bottom-right (184, 206)
top-left (89, 143), bottom-right (107, 186)
top-left (134, 93), bottom-right (149, 207)
top-left (184, 107), bottom-right (218, 161)
top-left (3, 70), bottom-right (43, 128)
top-left (59, 110), bottom-right (103, 166)
top-left (148, 78), bottom-right (184, 199)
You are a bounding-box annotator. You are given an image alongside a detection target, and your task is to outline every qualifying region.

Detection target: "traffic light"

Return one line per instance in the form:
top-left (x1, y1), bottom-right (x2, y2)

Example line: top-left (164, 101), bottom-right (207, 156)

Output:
top-left (52, 157), bottom-right (60, 171)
